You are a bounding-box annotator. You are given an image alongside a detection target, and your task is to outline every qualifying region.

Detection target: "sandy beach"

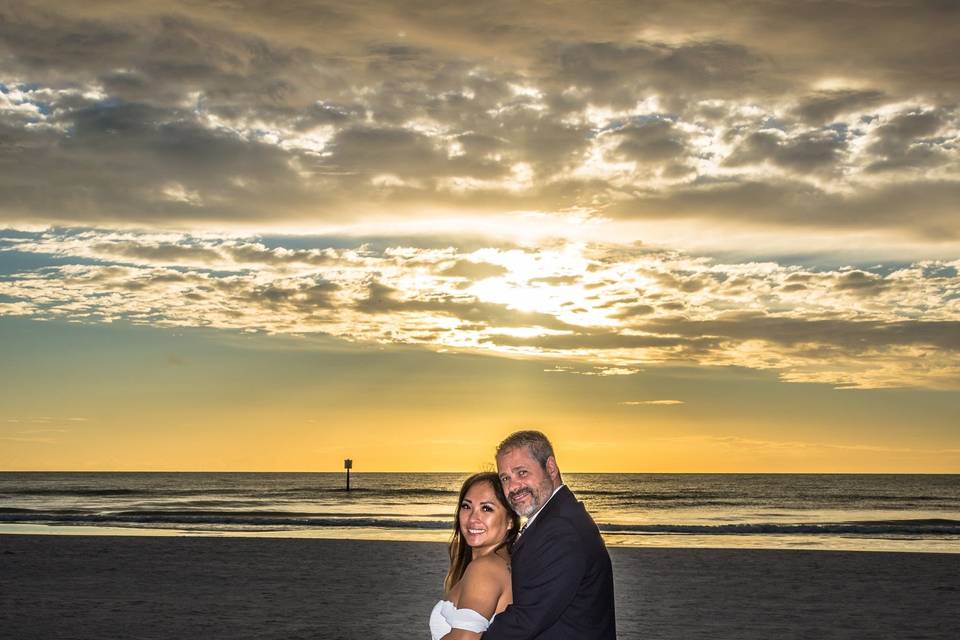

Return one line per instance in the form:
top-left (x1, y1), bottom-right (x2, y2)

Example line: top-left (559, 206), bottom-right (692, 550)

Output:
top-left (0, 534), bottom-right (957, 639)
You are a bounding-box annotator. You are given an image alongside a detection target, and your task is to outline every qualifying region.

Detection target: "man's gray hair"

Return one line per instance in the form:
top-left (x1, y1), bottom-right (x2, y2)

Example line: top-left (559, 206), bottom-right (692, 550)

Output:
top-left (496, 430), bottom-right (556, 469)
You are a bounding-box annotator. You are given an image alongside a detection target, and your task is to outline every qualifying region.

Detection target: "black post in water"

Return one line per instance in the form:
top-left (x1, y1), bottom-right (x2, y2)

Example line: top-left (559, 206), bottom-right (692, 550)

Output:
top-left (344, 458), bottom-right (353, 491)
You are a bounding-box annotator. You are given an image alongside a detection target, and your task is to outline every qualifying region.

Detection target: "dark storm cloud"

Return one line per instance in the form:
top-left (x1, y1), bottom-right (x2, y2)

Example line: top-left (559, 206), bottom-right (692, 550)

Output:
top-left (325, 126), bottom-right (450, 177)
top-left (725, 129), bottom-right (848, 172)
top-left (5, 1), bottom-right (958, 102)
top-left (0, 99), bottom-right (314, 224)
top-left (865, 109), bottom-right (952, 172)
top-left (498, 113), bottom-right (593, 174)
top-left (833, 270), bottom-right (894, 297)
top-left (324, 125), bottom-right (505, 180)
top-left (607, 179), bottom-right (960, 239)
top-left (0, 0), bottom-right (958, 240)
top-left (0, 5), bottom-right (335, 113)
top-left (549, 40), bottom-right (772, 109)
top-left (607, 120), bottom-right (689, 164)
top-left (640, 315), bottom-right (960, 353)
top-left (792, 90), bottom-right (888, 125)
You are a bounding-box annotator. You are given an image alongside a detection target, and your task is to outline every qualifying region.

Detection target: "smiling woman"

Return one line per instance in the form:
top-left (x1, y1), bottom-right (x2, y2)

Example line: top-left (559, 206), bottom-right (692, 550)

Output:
top-left (444, 473), bottom-right (518, 592)
top-left (432, 472), bottom-right (518, 640)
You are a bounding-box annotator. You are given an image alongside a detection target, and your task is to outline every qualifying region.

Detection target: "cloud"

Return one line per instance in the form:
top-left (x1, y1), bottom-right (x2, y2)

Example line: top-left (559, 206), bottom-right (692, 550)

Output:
top-left (3, 229), bottom-right (959, 389)
top-left (865, 109), bottom-right (951, 172)
top-left (1, 2), bottom-right (959, 392)
top-left (620, 400), bottom-right (684, 406)
top-left (439, 259), bottom-right (508, 280)
top-left (653, 434), bottom-right (952, 455)
top-left (606, 120), bottom-right (689, 164)
top-left (724, 129), bottom-right (847, 172)
top-left (91, 241), bottom-right (223, 264)
top-left (606, 177), bottom-right (960, 239)
top-left (352, 279), bottom-right (575, 332)
top-left (551, 40), bottom-right (772, 108)
top-left (0, 1), bottom-right (956, 248)
top-left (792, 90), bottom-right (887, 124)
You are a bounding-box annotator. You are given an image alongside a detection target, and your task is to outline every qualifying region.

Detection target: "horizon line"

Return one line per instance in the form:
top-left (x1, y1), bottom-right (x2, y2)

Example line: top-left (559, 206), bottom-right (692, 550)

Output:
top-left (2, 470), bottom-right (957, 475)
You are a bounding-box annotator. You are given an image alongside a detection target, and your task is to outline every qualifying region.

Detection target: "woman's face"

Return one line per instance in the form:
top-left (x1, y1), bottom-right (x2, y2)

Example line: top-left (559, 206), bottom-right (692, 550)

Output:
top-left (458, 481), bottom-right (512, 554)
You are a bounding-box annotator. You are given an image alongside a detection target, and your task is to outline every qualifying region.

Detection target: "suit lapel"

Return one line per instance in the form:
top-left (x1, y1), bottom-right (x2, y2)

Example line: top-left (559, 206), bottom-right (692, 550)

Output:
top-left (510, 485), bottom-right (573, 555)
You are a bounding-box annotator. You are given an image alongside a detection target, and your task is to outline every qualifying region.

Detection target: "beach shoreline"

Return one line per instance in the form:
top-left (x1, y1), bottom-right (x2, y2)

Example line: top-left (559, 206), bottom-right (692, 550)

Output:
top-left (2, 522), bottom-right (959, 555)
top-left (1, 534), bottom-right (957, 639)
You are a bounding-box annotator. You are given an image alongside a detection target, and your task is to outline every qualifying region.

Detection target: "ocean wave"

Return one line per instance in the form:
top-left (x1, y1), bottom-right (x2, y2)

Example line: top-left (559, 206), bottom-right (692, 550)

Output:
top-left (578, 490), bottom-right (956, 502)
top-left (0, 510), bottom-right (452, 530)
top-left (0, 488), bottom-right (155, 497)
top-left (0, 486), bottom-right (459, 500)
top-left (2, 510), bottom-right (958, 536)
top-left (597, 519), bottom-right (960, 535)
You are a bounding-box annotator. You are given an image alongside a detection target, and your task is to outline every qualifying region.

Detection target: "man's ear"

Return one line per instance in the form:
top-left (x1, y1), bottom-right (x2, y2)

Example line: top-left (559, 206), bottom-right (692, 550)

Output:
top-left (546, 456), bottom-right (560, 483)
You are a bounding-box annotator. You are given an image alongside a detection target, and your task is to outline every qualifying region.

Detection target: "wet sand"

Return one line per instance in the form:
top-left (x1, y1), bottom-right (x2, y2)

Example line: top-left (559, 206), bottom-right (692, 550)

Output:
top-left (1, 534), bottom-right (957, 639)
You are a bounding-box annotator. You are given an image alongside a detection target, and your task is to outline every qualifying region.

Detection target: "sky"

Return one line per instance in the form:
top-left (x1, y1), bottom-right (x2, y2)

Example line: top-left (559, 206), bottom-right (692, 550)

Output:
top-left (1, 0), bottom-right (958, 472)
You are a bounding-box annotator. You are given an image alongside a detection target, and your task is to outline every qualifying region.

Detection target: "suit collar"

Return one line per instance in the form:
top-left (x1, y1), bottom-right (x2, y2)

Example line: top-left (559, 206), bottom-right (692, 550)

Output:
top-left (511, 485), bottom-right (574, 554)
top-left (520, 482), bottom-right (565, 531)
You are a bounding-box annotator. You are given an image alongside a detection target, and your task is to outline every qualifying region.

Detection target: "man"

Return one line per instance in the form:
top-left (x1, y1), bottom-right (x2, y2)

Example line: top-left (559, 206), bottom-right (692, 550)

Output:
top-left (484, 430), bottom-right (616, 639)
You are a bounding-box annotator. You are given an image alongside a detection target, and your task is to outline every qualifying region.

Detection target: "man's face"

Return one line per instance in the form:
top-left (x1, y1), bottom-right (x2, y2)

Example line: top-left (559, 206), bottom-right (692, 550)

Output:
top-left (496, 445), bottom-right (558, 518)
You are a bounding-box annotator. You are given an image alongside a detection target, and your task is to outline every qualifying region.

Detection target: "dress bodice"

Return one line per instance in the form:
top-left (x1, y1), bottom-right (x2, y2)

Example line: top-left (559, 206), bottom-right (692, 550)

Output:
top-left (429, 600), bottom-right (493, 639)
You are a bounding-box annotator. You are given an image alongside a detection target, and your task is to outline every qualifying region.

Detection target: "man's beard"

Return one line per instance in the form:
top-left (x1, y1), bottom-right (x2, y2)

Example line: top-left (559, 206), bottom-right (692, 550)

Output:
top-left (509, 481), bottom-right (551, 517)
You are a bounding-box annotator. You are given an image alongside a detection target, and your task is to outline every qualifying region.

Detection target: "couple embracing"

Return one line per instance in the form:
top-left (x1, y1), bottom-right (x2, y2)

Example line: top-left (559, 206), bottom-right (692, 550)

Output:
top-left (430, 430), bottom-right (617, 639)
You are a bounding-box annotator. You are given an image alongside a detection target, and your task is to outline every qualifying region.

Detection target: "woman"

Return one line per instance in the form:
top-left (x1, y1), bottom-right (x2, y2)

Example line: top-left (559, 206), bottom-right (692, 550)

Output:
top-left (429, 472), bottom-right (520, 640)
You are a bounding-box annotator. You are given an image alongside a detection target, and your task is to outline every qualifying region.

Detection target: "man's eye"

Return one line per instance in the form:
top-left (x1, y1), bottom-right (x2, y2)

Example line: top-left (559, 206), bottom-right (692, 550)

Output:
top-left (518, 470), bottom-right (527, 477)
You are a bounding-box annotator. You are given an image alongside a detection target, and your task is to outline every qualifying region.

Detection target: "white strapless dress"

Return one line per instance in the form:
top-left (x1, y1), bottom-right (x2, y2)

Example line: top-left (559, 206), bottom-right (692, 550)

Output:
top-left (429, 600), bottom-right (494, 639)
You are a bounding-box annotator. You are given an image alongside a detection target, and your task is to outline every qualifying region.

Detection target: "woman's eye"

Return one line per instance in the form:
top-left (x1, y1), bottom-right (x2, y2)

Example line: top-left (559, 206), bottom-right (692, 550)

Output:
top-left (482, 506), bottom-right (493, 512)
top-left (460, 503), bottom-right (470, 510)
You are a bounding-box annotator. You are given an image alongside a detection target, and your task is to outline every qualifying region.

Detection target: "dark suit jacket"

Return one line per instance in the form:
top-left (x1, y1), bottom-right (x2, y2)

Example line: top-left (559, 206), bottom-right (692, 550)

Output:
top-left (484, 485), bottom-right (616, 639)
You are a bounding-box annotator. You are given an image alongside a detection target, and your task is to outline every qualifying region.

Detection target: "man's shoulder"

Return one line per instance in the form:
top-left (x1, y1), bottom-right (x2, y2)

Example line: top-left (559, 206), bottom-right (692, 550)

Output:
top-left (545, 488), bottom-right (594, 526)
top-left (527, 502), bottom-right (595, 543)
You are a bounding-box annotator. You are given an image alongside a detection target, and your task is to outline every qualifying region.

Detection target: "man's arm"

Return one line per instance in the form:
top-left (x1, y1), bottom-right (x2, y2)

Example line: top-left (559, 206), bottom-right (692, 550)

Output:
top-left (483, 519), bottom-right (585, 640)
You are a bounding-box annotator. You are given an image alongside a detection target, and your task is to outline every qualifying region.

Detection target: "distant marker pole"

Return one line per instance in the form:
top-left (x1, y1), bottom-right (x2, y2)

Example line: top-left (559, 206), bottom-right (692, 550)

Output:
top-left (344, 458), bottom-right (352, 491)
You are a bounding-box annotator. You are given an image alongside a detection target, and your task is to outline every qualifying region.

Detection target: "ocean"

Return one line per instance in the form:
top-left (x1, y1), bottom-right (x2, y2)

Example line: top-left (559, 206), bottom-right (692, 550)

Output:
top-left (1, 472), bottom-right (958, 553)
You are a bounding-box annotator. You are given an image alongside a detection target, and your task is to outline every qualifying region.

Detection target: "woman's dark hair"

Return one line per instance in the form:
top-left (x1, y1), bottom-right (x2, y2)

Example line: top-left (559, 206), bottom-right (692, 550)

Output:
top-left (444, 471), bottom-right (520, 593)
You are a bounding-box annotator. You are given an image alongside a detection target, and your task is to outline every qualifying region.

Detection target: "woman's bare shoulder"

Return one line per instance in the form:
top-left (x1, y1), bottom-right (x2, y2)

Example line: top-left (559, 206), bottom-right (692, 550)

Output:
top-left (456, 553), bottom-right (511, 617)
top-left (462, 551), bottom-right (510, 581)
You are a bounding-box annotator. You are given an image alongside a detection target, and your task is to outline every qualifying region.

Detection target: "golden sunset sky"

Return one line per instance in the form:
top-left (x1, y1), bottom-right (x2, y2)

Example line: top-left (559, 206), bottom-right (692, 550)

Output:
top-left (1, 1), bottom-right (958, 471)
